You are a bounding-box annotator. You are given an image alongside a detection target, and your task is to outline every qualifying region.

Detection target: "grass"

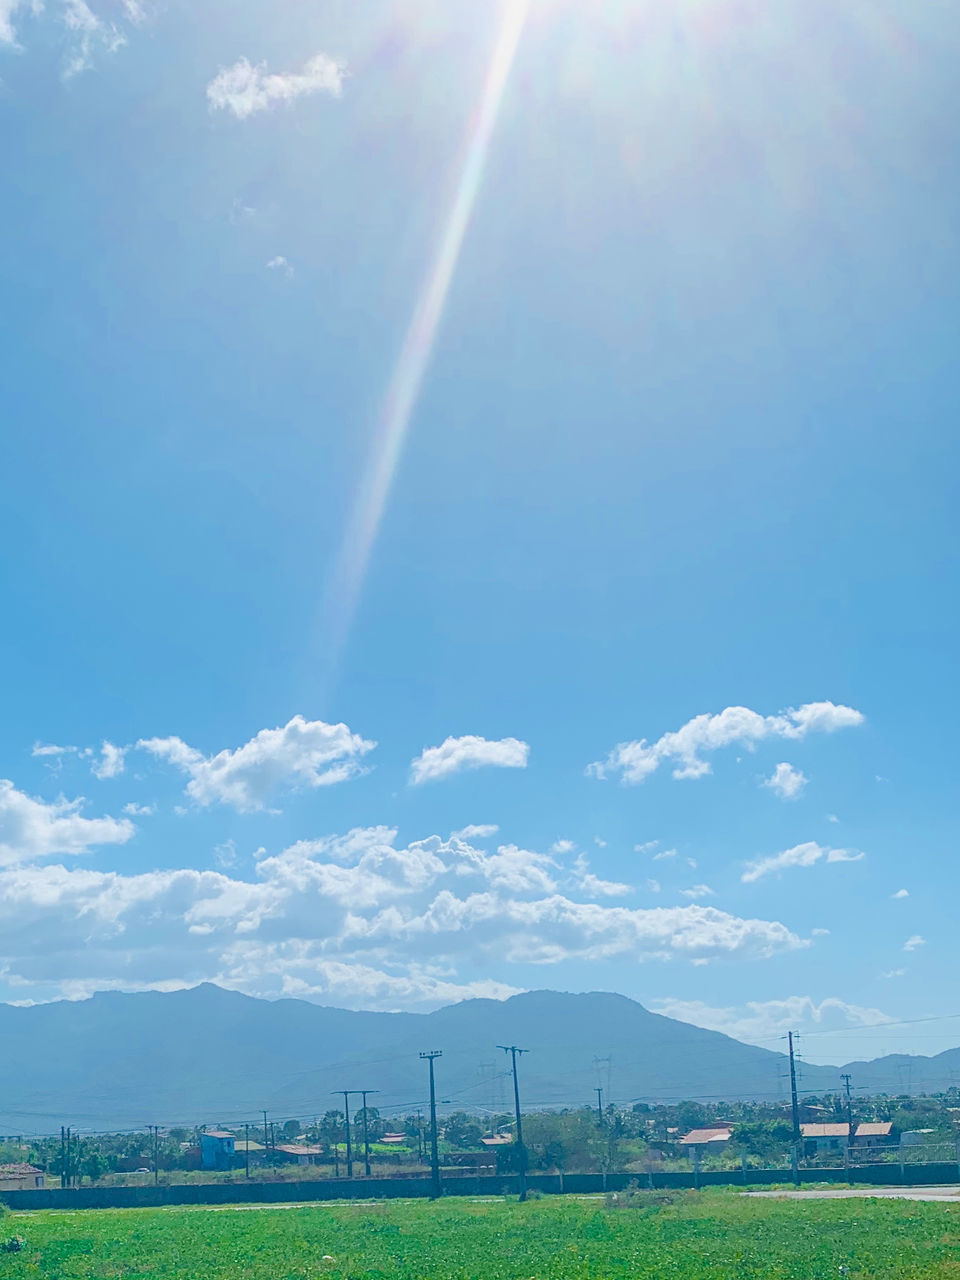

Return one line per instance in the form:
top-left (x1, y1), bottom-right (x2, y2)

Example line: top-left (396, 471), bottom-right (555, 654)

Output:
top-left (1, 1190), bottom-right (960, 1278)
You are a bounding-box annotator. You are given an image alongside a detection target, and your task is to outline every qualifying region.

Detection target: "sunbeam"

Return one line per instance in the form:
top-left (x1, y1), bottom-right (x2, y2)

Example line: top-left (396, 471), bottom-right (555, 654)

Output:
top-left (324, 0), bottom-right (530, 672)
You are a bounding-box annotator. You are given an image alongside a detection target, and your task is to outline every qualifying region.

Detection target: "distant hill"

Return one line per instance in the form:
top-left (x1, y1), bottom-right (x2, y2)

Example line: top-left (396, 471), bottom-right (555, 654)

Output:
top-left (0, 984), bottom-right (944, 1134)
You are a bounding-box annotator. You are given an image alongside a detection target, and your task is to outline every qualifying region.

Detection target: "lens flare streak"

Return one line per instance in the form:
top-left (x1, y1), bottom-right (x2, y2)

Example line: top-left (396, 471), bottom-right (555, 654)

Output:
top-left (327, 0), bottom-right (529, 661)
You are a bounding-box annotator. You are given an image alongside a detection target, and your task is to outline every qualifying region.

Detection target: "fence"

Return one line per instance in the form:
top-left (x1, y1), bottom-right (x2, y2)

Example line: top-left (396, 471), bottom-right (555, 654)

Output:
top-left (4, 1159), bottom-right (960, 1211)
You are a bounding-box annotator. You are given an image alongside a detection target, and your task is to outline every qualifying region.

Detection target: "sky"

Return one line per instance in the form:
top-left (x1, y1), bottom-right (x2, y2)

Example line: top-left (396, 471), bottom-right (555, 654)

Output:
top-left (1, 0), bottom-right (958, 1075)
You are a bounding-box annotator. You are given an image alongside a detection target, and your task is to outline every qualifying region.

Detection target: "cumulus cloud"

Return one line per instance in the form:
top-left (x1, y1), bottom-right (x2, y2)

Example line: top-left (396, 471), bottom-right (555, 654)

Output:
top-left (741, 841), bottom-right (864, 884)
top-left (137, 715), bottom-right (375, 812)
top-left (90, 741), bottom-right (127, 780)
top-left (762, 762), bottom-right (808, 800)
top-left (891, 888), bottom-right (909, 900)
top-left (266, 255), bottom-right (293, 277)
top-left (122, 802), bottom-right (155, 817)
top-left (652, 995), bottom-right (892, 1045)
top-left (551, 839), bottom-right (576, 855)
top-left (0, 780), bottom-right (134, 866)
top-left (206, 52), bottom-right (345, 120)
top-left (903, 935), bottom-right (925, 952)
top-left (571, 853), bottom-right (632, 898)
top-left (588, 701), bottom-right (864, 785)
top-left (0, 825), bottom-right (805, 1006)
top-left (881, 968), bottom-right (906, 979)
top-left (409, 735), bottom-right (529, 785)
top-left (454, 824), bottom-right (499, 841)
top-left (652, 848), bottom-right (679, 861)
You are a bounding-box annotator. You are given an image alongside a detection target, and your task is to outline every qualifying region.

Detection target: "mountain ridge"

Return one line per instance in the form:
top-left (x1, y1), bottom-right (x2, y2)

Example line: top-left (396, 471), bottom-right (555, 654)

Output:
top-left (0, 985), bottom-right (951, 1133)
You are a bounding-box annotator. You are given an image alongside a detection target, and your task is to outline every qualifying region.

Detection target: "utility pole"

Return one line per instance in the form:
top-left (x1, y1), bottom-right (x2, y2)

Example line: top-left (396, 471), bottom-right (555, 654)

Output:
top-left (595, 1087), bottom-right (604, 1128)
top-left (420, 1051), bottom-right (443, 1199)
top-left (788, 1031), bottom-right (801, 1187)
top-left (334, 1091), bottom-right (356, 1178)
top-left (359, 1090), bottom-right (379, 1177)
top-left (150, 1125), bottom-right (160, 1185)
top-left (498, 1045), bottom-right (529, 1202)
top-left (244, 1123), bottom-right (250, 1178)
top-left (263, 1110), bottom-right (269, 1149)
top-left (60, 1126), bottom-right (66, 1189)
top-left (841, 1073), bottom-right (854, 1133)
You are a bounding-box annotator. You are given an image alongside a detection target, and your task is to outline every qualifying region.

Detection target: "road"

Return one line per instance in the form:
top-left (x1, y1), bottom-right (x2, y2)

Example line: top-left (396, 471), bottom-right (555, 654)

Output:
top-left (744, 1186), bottom-right (960, 1203)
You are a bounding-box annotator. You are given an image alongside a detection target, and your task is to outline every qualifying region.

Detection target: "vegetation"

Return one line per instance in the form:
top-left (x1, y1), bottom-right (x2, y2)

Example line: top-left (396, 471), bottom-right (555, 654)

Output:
top-left (3, 1089), bottom-right (958, 1188)
top-left (2, 1191), bottom-right (960, 1277)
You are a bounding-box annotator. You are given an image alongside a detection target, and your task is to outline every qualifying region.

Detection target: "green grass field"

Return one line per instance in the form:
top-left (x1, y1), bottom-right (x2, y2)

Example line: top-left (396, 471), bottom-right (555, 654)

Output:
top-left (2, 1191), bottom-right (960, 1279)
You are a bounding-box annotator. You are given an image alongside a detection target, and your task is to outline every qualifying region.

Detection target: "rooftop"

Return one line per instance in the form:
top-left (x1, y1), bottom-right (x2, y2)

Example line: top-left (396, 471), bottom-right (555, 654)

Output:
top-left (801, 1123), bottom-right (849, 1138)
top-left (202, 1130), bottom-right (236, 1140)
top-left (855, 1122), bottom-right (894, 1137)
top-left (0, 1164), bottom-right (43, 1176)
top-left (680, 1127), bottom-right (733, 1146)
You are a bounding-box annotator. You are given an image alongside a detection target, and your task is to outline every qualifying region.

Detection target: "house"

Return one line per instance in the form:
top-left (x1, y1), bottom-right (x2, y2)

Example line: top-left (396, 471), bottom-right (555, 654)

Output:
top-left (800, 1123), bottom-right (849, 1154)
top-left (0, 1164), bottom-right (45, 1191)
top-left (200, 1130), bottom-right (237, 1170)
top-left (381, 1133), bottom-right (407, 1145)
top-left (480, 1134), bottom-right (513, 1147)
top-left (275, 1143), bottom-right (324, 1166)
top-left (900, 1129), bottom-right (936, 1147)
top-left (853, 1122), bottom-right (896, 1148)
top-left (679, 1126), bottom-right (733, 1155)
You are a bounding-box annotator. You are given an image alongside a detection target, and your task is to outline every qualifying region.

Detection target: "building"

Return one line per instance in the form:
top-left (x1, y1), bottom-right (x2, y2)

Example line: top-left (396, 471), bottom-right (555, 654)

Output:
top-left (853, 1122), bottom-right (896, 1148)
top-left (679, 1126), bottom-right (733, 1156)
top-left (381, 1133), bottom-right (407, 1145)
top-left (0, 1164), bottom-right (45, 1191)
top-left (199, 1130), bottom-right (237, 1170)
top-left (480, 1134), bottom-right (513, 1147)
top-left (800, 1123), bottom-right (849, 1154)
top-left (275, 1144), bottom-right (324, 1166)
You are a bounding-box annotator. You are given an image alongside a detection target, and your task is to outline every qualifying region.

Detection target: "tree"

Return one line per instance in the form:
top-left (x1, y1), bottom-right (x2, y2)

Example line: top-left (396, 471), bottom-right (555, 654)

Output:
top-left (281, 1119), bottom-right (301, 1140)
top-left (442, 1113), bottom-right (483, 1150)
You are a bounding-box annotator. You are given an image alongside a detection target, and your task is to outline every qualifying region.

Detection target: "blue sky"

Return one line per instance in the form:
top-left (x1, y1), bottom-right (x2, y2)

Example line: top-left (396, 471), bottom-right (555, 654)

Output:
top-left (1, 0), bottom-right (958, 1070)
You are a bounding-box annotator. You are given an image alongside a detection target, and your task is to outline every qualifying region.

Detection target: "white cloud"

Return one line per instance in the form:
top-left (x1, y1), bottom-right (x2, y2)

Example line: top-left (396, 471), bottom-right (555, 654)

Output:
top-left (588, 701), bottom-right (864, 784)
top-left (827, 813), bottom-right (839, 823)
top-left (551, 839), bottom-right (576, 855)
top-left (652, 848), bottom-right (678, 861)
top-left (206, 52), bottom-right (345, 120)
top-left (762, 762), bottom-right (808, 800)
top-left (409, 735), bottom-right (529, 785)
top-left (811, 927), bottom-right (831, 936)
top-left (646, 878), bottom-right (661, 893)
top-left (266, 255), bottom-right (293, 278)
top-left (652, 995), bottom-right (892, 1045)
top-left (881, 968), bottom-right (906, 979)
top-left (679, 884), bottom-right (714, 900)
top-left (634, 841), bottom-right (658, 854)
top-left (0, 824), bottom-right (806, 1006)
top-left (741, 841), bottom-right (864, 884)
top-left (891, 888), bottom-right (909, 900)
top-left (62, 0), bottom-right (125, 77)
top-left (122, 802), bottom-right (155, 817)
top-left (137, 715), bottom-right (375, 812)
top-left (0, 0), bottom-right (24, 44)
top-left (454, 824), bottom-right (499, 841)
top-left (594, 837), bottom-right (607, 848)
top-left (571, 853), bottom-right (631, 898)
top-left (90, 741), bottom-right (127, 780)
top-left (31, 743), bottom-right (74, 758)
top-left (0, 780), bottom-right (134, 866)
top-left (903, 935), bottom-right (925, 952)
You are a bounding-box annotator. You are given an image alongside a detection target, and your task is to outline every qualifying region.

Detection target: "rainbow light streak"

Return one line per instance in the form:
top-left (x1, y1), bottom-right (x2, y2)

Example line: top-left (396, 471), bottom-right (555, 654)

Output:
top-left (327, 0), bottom-right (530, 662)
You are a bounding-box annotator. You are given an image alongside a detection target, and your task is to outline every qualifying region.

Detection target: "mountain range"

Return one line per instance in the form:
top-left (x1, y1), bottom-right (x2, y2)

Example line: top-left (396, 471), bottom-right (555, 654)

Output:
top-left (0, 985), bottom-right (955, 1134)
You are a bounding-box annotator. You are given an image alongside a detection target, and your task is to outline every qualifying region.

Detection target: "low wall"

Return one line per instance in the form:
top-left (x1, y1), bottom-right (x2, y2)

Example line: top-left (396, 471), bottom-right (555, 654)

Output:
top-left (4, 1163), bottom-right (959, 1211)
